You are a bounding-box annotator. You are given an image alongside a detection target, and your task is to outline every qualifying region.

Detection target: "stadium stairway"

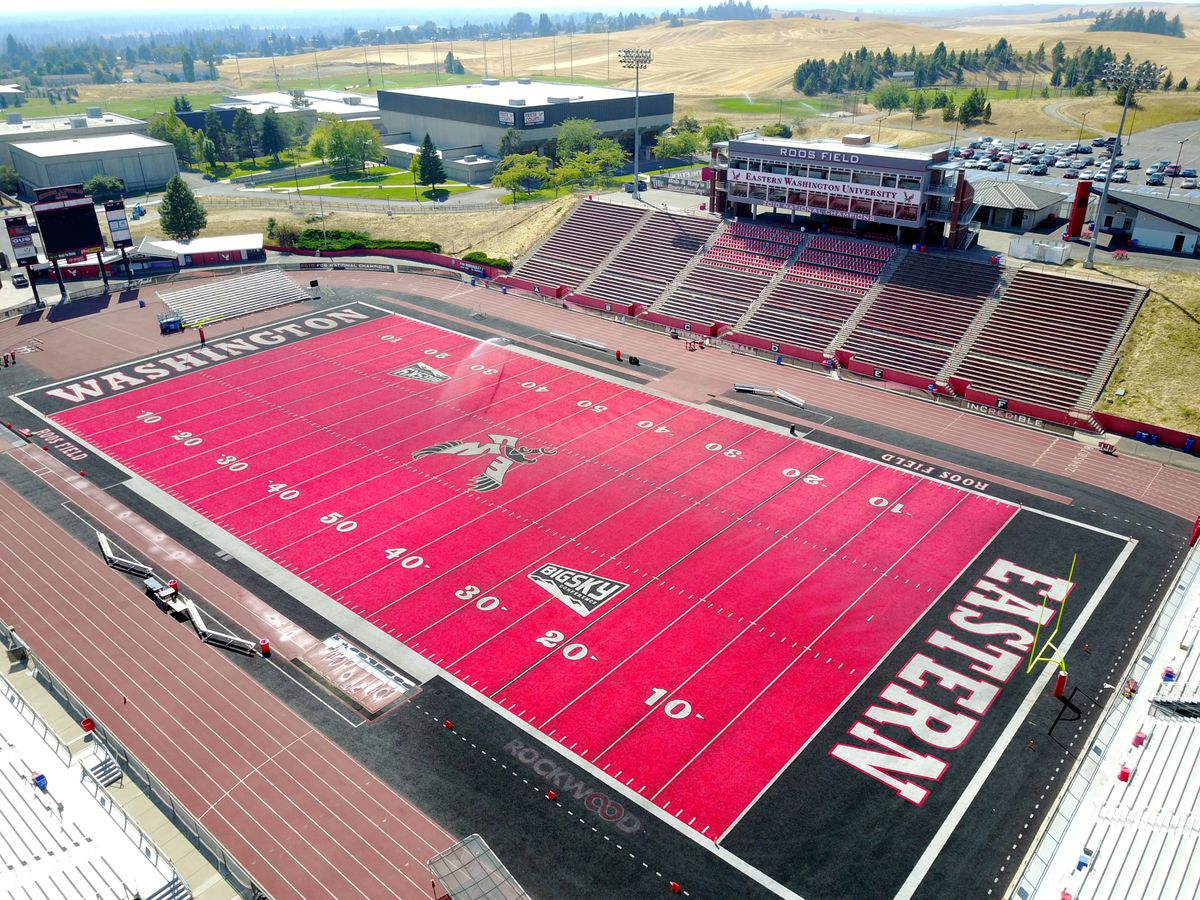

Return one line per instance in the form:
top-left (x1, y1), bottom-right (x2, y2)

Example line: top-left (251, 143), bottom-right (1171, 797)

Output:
top-left (145, 874), bottom-right (193, 900)
top-left (935, 262), bottom-right (1017, 391)
top-left (824, 248), bottom-right (909, 358)
top-left (575, 212), bottom-right (657, 295)
top-left (727, 233), bottom-right (814, 333)
top-left (647, 240), bottom-right (716, 314)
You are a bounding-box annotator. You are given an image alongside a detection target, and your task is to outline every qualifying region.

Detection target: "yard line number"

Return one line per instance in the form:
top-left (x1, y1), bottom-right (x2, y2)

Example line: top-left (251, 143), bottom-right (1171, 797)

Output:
top-left (645, 687), bottom-right (697, 720)
top-left (535, 630), bottom-right (591, 661)
top-left (216, 454), bottom-right (248, 472)
top-left (320, 511), bottom-right (358, 532)
top-left (385, 548), bottom-right (426, 568)
top-left (456, 584), bottom-right (504, 611)
top-left (136, 411), bottom-right (162, 424)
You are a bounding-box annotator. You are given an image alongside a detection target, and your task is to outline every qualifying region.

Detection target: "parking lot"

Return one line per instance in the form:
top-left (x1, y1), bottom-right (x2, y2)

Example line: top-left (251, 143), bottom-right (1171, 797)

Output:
top-left (949, 133), bottom-right (1200, 200)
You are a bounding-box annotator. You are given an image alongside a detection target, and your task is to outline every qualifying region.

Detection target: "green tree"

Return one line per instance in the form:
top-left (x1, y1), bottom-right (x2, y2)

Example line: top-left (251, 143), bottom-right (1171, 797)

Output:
top-left (0, 165), bottom-right (18, 195)
top-left (552, 154), bottom-right (599, 194)
top-left (232, 108), bottom-right (258, 161)
top-left (942, 101), bottom-right (957, 122)
top-left (147, 110), bottom-right (196, 164)
top-left (587, 138), bottom-right (627, 178)
top-left (418, 132), bottom-right (446, 190)
top-left (201, 135), bottom-right (217, 172)
top-left (172, 95), bottom-right (192, 112)
top-left (909, 91), bottom-right (928, 122)
top-left (555, 118), bottom-right (599, 163)
top-left (259, 108), bottom-right (287, 164)
top-left (204, 108), bottom-right (228, 162)
top-left (1177, 77), bottom-right (1189, 91)
top-left (181, 49), bottom-right (195, 82)
top-left (158, 174), bottom-right (207, 240)
top-left (83, 174), bottom-right (124, 202)
top-left (498, 128), bottom-right (524, 157)
top-left (652, 130), bottom-right (706, 161)
top-left (676, 113), bottom-right (701, 133)
top-left (700, 117), bottom-right (737, 145)
top-left (493, 152), bottom-right (550, 202)
top-left (871, 81), bottom-right (910, 119)
top-left (760, 122), bottom-right (793, 138)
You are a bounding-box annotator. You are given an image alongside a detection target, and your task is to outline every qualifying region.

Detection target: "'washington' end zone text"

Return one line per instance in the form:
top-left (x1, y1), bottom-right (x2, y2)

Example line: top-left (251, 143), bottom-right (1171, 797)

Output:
top-left (830, 558), bottom-right (1073, 805)
top-left (40, 308), bottom-right (372, 407)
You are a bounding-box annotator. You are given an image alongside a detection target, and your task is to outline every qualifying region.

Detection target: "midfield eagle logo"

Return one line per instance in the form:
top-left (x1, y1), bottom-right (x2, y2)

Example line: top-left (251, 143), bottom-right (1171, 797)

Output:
top-left (412, 433), bottom-right (556, 493)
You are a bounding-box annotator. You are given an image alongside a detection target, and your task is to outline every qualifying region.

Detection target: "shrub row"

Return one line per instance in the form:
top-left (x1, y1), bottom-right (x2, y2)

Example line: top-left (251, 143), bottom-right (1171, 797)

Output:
top-left (292, 228), bottom-right (441, 253)
top-left (462, 250), bottom-right (513, 271)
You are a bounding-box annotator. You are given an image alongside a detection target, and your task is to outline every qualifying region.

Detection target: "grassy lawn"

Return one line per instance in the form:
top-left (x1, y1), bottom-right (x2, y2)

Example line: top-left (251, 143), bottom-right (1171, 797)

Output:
top-left (268, 180), bottom-right (474, 201)
top-left (204, 152), bottom-right (324, 179)
top-left (711, 96), bottom-right (839, 118)
top-left (16, 92), bottom-right (225, 121)
top-left (498, 188), bottom-right (561, 205)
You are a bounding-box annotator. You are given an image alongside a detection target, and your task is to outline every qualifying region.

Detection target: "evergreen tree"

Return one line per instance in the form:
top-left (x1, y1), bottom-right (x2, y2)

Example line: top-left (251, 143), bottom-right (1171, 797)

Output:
top-left (83, 174), bottom-right (124, 203)
top-left (159, 175), bottom-right (207, 241)
top-left (418, 133), bottom-right (446, 190)
top-left (498, 128), bottom-right (524, 157)
top-left (260, 108), bottom-right (287, 163)
top-left (204, 109), bottom-right (228, 162)
top-left (232, 108), bottom-right (258, 161)
top-left (181, 49), bottom-right (195, 82)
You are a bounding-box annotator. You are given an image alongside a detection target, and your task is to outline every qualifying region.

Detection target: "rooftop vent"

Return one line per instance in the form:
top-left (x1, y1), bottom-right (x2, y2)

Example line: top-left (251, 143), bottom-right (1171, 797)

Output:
top-left (69, 116), bottom-right (87, 128)
top-left (547, 96), bottom-right (572, 104)
top-left (507, 98), bottom-right (526, 107)
top-left (482, 78), bottom-right (501, 86)
top-left (86, 107), bottom-right (102, 118)
top-left (516, 77), bottom-right (532, 85)
top-left (842, 134), bottom-right (871, 146)
top-left (5, 112), bottom-right (21, 125)
top-left (343, 95), bottom-right (361, 105)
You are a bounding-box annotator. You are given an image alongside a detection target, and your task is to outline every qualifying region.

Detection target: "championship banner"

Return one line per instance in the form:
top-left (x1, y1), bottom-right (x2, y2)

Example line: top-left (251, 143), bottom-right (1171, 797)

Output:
top-left (104, 200), bottom-right (133, 249)
top-left (5, 215), bottom-right (39, 265)
top-left (727, 168), bottom-right (922, 206)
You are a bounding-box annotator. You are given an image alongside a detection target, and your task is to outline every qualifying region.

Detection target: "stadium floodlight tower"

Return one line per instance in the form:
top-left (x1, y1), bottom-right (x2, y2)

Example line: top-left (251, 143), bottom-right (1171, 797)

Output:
top-left (618, 47), bottom-right (652, 202)
top-left (1085, 60), bottom-right (1164, 268)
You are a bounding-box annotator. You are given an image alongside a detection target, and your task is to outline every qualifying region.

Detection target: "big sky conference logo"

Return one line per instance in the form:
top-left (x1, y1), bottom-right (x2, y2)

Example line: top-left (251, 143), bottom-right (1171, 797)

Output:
top-left (412, 433), bottom-right (556, 493)
top-left (391, 361), bottom-right (451, 384)
top-left (528, 563), bottom-right (629, 617)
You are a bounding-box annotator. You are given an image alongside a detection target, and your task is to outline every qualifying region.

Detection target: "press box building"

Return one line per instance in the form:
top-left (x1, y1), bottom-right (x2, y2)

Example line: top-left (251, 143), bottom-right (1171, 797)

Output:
top-left (8, 133), bottom-right (178, 199)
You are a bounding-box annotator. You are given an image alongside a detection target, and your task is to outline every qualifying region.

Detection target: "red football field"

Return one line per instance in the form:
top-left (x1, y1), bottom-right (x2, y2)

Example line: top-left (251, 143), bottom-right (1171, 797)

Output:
top-left (47, 309), bottom-right (1016, 838)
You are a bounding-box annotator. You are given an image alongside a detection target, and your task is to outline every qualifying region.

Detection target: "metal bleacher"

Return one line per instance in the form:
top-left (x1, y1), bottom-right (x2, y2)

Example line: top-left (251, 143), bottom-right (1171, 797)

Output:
top-left (0, 676), bottom-right (186, 899)
top-left (159, 268), bottom-right (309, 327)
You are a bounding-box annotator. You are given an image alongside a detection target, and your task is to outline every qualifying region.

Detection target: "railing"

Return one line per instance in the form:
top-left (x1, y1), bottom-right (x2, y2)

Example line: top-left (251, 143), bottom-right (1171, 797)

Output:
top-left (78, 760), bottom-right (180, 887)
top-left (0, 618), bottom-right (263, 899)
top-left (3, 678), bottom-right (72, 765)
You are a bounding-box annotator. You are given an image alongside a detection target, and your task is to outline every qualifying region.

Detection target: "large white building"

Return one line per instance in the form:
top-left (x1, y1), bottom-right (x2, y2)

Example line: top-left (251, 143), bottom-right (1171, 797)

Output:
top-left (0, 108), bottom-right (146, 169)
top-left (9, 133), bottom-right (178, 198)
top-left (377, 77), bottom-right (673, 167)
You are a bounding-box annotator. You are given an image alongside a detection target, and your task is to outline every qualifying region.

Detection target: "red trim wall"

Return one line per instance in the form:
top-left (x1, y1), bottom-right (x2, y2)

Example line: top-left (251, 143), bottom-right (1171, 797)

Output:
top-left (638, 310), bottom-right (722, 337)
top-left (1093, 411), bottom-right (1199, 451)
top-left (725, 333), bottom-right (826, 364)
top-left (564, 293), bottom-right (637, 316)
top-left (265, 245), bottom-right (508, 280)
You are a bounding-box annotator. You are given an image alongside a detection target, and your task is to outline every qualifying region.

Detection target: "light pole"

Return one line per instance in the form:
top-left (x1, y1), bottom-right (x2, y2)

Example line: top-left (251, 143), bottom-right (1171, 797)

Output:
top-left (136, 151), bottom-right (148, 197)
top-left (618, 47), bottom-right (652, 202)
top-left (1166, 137), bottom-right (1190, 200)
top-left (1006, 129), bottom-right (1022, 182)
top-left (1085, 60), bottom-right (1164, 269)
top-left (1075, 110), bottom-right (1089, 155)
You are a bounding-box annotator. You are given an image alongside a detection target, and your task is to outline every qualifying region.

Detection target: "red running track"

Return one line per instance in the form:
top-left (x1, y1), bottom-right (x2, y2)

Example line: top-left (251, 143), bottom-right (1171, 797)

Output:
top-left (50, 312), bottom-right (1017, 838)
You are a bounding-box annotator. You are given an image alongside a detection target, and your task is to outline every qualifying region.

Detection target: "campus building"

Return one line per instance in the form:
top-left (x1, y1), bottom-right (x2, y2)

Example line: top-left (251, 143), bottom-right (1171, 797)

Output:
top-left (0, 108), bottom-right (146, 170)
top-left (178, 89), bottom-right (380, 134)
top-left (376, 78), bottom-right (674, 177)
top-left (710, 133), bottom-right (976, 248)
top-left (1092, 187), bottom-right (1199, 256)
top-left (8, 133), bottom-right (178, 198)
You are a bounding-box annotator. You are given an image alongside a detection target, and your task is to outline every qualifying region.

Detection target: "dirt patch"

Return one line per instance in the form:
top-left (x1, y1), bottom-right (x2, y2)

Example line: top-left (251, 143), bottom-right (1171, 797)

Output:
top-left (129, 195), bottom-right (580, 261)
top-left (1096, 264), bottom-right (1200, 433)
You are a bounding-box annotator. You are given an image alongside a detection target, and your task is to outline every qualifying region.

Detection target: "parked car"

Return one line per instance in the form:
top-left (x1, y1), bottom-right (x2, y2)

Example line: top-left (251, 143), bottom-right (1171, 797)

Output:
top-left (1055, 157), bottom-right (1073, 168)
top-left (1071, 159), bottom-right (1088, 170)
top-left (1123, 158), bottom-right (1140, 169)
top-left (964, 159), bottom-right (982, 168)
top-left (1165, 164), bottom-right (1181, 177)
top-left (1109, 170), bottom-right (1128, 183)
top-left (1147, 172), bottom-right (1166, 186)
top-left (1182, 167), bottom-right (1197, 178)
top-left (1031, 143), bottom-right (1046, 153)
top-left (1092, 137), bottom-right (1107, 146)
top-left (1062, 169), bottom-right (1079, 179)
top-left (1076, 145), bottom-right (1093, 155)
top-left (12, 271), bottom-right (28, 288)
top-left (1093, 171), bottom-right (1108, 182)
top-left (1031, 164), bottom-right (1048, 176)
top-left (999, 154), bottom-right (1013, 163)
top-left (1182, 178), bottom-right (1198, 189)
top-left (987, 161), bottom-right (1006, 172)
top-left (1018, 164), bottom-right (1034, 174)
